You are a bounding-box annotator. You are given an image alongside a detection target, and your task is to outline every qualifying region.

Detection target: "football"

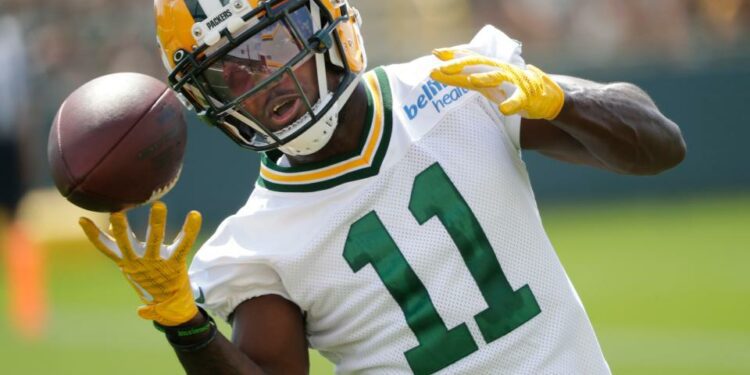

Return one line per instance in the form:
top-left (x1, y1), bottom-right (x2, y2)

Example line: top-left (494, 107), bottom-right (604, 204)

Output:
top-left (48, 72), bottom-right (187, 213)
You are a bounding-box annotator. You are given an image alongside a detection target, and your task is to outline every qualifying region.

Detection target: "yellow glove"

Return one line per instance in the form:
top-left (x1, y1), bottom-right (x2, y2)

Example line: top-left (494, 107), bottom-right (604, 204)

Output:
top-left (430, 48), bottom-right (565, 120)
top-left (79, 202), bottom-right (202, 326)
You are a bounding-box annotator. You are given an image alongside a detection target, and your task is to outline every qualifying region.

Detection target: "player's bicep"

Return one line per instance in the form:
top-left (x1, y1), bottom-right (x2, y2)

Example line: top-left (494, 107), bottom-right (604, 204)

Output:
top-left (520, 118), bottom-right (607, 168)
top-left (231, 295), bottom-right (310, 374)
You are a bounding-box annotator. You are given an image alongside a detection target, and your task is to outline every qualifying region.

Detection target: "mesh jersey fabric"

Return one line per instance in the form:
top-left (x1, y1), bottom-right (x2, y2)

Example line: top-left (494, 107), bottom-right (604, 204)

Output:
top-left (190, 25), bottom-right (610, 374)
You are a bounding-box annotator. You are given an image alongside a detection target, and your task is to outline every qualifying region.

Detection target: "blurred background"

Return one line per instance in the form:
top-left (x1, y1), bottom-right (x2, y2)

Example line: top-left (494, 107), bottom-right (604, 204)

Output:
top-left (0, 0), bottom-right (748, 374)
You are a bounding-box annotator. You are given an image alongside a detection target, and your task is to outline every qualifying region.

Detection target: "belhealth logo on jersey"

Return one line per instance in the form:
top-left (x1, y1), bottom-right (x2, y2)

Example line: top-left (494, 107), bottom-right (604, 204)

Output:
top-left (403, 79), bottom-right (470, 121)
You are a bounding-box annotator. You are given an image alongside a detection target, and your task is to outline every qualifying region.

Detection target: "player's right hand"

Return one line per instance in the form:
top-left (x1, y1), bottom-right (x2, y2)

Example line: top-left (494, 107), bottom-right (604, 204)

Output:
top-left (79, 202), bottom-right (202, 326)
top-left (430, 47), bottom-right (565, 120)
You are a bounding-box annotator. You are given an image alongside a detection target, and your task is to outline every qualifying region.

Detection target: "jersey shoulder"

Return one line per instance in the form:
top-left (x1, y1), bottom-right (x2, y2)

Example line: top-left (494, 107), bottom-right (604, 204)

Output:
top-left (381, 25), bottom-right (525, 143)
top-left (189, 185), bottom-right (359, 320)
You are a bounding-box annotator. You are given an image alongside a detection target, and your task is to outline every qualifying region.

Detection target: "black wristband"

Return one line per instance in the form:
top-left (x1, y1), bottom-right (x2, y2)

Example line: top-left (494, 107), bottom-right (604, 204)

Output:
top-left (153, 307), bottom-right (218, 352)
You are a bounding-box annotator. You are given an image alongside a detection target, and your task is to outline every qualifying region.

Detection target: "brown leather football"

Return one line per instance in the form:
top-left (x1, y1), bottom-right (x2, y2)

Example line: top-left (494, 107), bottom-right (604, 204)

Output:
top-left (48, 72), bottom-right (187, 212)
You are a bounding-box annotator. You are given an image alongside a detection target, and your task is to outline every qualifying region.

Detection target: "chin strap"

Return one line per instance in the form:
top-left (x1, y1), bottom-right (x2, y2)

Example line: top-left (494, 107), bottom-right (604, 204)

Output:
top-left (278, 72), bottom-right (361, 156)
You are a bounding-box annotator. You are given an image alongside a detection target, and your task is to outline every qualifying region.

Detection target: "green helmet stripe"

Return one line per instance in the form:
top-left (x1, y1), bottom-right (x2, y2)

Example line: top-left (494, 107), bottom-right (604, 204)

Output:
top-left (184, 0), bottom-right (207, 21)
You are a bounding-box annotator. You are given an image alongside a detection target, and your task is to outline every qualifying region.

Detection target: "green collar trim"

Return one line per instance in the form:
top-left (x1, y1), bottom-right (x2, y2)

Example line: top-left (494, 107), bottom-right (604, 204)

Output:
top-left (257, 67), bottom-right (393, 193)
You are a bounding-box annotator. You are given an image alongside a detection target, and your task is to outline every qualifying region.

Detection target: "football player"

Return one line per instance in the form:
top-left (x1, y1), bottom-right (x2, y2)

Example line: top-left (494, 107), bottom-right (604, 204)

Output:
top-left (80, 0), bottom-right (685, 373)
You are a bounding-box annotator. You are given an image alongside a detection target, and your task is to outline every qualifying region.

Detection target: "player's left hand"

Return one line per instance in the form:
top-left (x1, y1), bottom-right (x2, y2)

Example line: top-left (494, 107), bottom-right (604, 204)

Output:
top-left (79, 202), bottom-right (202, 326)
top-left (430, 47), bottom-right (565, 120)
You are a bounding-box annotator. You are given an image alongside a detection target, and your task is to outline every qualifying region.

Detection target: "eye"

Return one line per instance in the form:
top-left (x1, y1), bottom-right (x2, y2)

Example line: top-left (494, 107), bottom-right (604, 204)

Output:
top-left (223, 63), bottom-right (256, 94)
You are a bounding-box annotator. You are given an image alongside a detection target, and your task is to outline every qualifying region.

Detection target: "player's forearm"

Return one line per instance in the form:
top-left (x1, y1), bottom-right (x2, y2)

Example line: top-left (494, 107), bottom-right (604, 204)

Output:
top-left (549, 75), bottom-right (686, 175)
top-left (174, 330), bottom-right (266, 375)
top-left (171, 309), bottom-right (309, 375)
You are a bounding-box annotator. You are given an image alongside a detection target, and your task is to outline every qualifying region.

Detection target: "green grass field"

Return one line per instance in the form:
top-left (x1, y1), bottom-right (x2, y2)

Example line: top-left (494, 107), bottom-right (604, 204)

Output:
top-left (1, 194), bottom-right (748, 374)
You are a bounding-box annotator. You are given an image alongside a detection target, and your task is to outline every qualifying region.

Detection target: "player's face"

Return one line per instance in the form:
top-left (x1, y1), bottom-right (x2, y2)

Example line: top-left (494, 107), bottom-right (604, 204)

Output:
top-left (198, 5), bottom-right (330, 136)
top-left (222, 57), bottom-right (319, 132)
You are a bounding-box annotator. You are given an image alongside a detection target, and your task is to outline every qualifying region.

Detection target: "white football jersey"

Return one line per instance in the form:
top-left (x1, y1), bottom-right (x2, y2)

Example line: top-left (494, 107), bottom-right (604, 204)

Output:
top-left (190, 26), bottom-right (610, 375)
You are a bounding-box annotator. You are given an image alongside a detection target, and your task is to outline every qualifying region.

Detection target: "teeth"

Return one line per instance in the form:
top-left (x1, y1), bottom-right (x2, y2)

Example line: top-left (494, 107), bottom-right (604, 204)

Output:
top-left (273, 99), bottom-right (293, 115)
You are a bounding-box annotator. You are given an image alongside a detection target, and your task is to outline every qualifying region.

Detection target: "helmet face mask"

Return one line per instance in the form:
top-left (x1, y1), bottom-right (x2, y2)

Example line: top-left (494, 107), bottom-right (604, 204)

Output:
top-left (158, 0), bottom-right (367, 155)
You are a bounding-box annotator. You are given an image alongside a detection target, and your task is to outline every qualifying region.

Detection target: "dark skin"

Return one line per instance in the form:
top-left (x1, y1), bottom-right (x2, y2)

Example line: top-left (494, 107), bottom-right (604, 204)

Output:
top-left (521, 75), bottom-right (685, 175)
top-left (174, 296), bottom-right (308, 375)
top-left (226, 57), bottom-right (369, 162)
top-left (172, 72), bottom-right (685, 374)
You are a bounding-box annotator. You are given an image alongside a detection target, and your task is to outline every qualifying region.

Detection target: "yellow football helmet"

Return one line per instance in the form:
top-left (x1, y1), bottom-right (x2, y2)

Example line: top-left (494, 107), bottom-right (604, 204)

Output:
top-left (155, 0), bottom-right (366, 155)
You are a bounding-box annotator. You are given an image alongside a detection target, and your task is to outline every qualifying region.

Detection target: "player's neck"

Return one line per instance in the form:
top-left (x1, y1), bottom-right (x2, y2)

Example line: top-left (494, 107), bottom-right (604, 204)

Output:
top-left (285, 80), bottom-right (368, 167)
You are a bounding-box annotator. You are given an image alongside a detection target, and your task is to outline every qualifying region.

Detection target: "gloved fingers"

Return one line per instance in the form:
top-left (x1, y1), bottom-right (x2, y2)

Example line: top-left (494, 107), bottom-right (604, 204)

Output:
top-left (500, 88), bottom-right (527, 116)
top-left (435, 55), bottom-right (507, 75)
top-left (431, 70), bottom-right (512, 104)
top-left (432, 47), bottom-right (476, 62)
top-left (171, 210), bottom-right (202, 263)
top-left (477, 87), bottom-right (508, 105)
top-left (79, 217), bottom-right (123, 263)
top-left (430, 70), bottom-right (475, 89)
top-left (110, 212), bottom-right (139, 261)
top-left (525, 64), bottom-right (549, 81)
top-left (144, 201), bottom-right (168, 260)
top-left (468, 70), bottom-right (514, 88)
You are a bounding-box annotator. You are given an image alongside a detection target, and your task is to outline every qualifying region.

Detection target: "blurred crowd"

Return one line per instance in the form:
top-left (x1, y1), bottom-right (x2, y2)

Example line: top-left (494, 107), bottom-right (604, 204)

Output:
top-left (1, 0), bottom-right (164, 186)
top-left (468, 0), bottom-right (750, 67)
top-left (0, 0), bottom-right (748, 185)
top-left (361, 0), bottom-right (750, 68)
top-left (2, 0), bottom-right (163, 144)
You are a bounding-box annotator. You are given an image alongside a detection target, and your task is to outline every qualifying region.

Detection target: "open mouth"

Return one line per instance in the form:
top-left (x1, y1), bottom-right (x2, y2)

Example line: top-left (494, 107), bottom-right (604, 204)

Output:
top-left (266, 95), bottom-right (304, 129)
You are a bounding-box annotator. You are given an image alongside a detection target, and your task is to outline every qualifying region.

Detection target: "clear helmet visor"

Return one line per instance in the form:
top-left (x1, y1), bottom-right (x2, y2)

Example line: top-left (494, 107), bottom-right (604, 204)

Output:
top-left (195, 5), bottom-right (343, 149)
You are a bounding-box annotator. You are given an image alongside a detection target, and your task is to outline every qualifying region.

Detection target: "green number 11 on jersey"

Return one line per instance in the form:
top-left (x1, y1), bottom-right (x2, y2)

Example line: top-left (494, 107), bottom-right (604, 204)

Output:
top-left (344, 163), bottom-right (542, 375)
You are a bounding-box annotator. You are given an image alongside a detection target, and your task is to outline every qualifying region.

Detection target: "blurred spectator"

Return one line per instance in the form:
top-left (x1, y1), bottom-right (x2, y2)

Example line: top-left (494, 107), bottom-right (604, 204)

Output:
top-left (0, 12), bottom-right (47, 341)
top-left (698, 0), bottom-right (747, 42)
top-left (0, 11), bottom-right (29, 217)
